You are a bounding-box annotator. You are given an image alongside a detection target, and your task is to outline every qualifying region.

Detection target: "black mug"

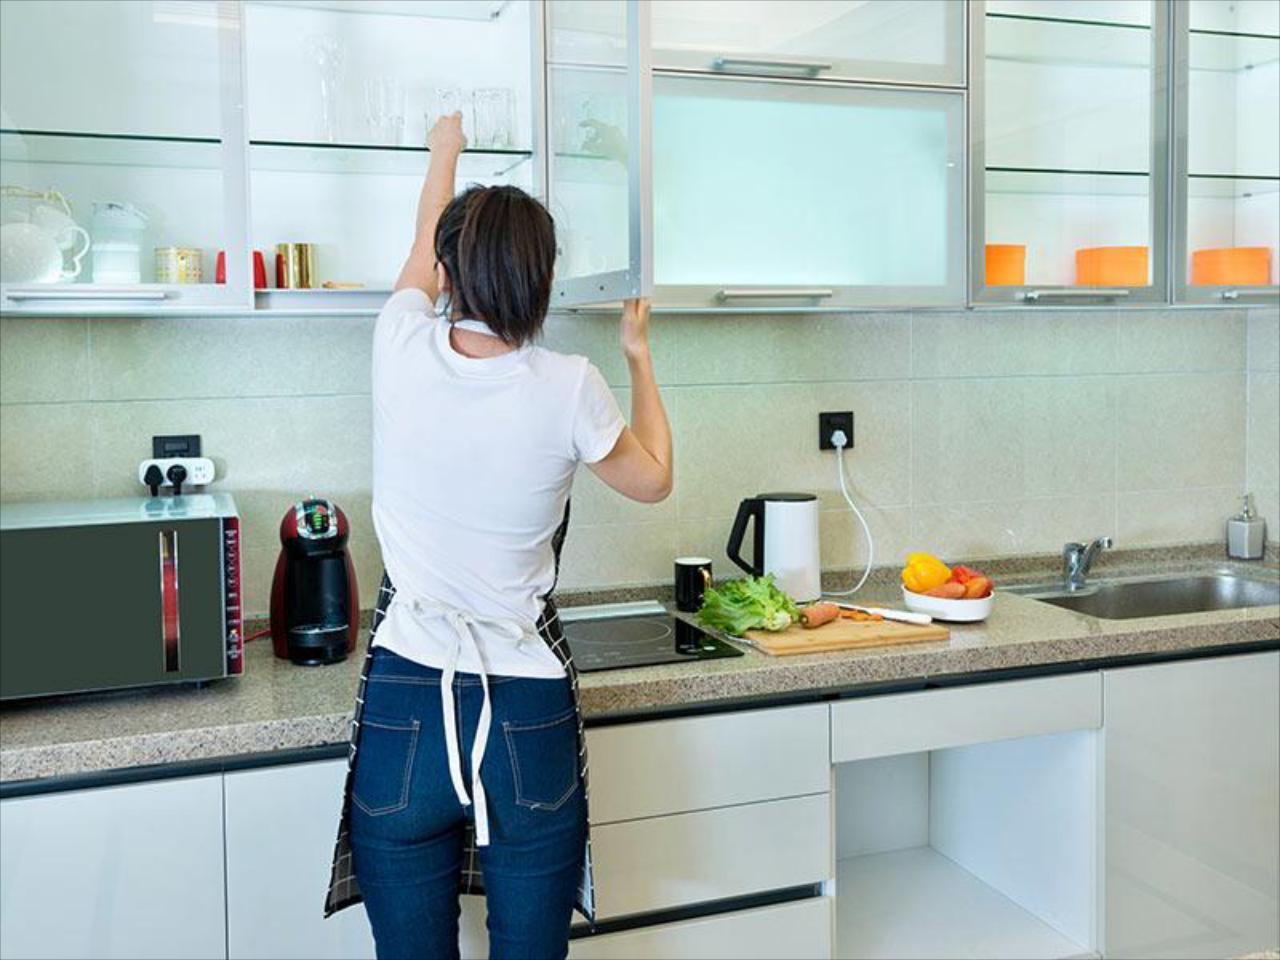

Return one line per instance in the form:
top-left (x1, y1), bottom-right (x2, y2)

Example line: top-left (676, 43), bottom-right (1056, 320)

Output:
top-left (675, 556), bottom-right (713, 612)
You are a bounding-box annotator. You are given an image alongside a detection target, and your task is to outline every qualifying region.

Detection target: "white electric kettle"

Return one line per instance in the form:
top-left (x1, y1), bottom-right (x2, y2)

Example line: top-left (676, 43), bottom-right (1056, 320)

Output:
top-left (727, 492), bottom-right (822, 602)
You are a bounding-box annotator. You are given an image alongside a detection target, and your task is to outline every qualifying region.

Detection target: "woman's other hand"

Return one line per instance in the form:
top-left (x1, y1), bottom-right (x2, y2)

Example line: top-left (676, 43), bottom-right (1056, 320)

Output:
top-left (428, 112), bottom-right (467, 156)
top-left (620, 298), bottom-right (651, 361)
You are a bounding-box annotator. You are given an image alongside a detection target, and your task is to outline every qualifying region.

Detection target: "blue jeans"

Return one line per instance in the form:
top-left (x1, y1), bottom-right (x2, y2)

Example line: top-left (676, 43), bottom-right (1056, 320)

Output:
top-left (350, 647), bottom-right (586, 960)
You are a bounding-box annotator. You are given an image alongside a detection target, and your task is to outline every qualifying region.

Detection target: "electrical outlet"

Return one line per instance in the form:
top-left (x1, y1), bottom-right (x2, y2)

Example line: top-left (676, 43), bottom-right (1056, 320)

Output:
top-left (819, 411), bottom-right (854, 450)
top-left (138, 457), bottom-right (216, 489)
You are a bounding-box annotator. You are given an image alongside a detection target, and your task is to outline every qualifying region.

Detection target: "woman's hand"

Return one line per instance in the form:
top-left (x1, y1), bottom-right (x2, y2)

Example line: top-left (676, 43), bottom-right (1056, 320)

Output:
top-left (620, 298), bottom-right (651, 361)
top-left (428, 112), bottom-right (467, 156)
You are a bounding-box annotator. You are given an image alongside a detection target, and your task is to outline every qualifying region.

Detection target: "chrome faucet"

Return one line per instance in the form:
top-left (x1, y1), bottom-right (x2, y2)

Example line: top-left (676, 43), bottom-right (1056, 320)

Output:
top-left (1063, 537), bottom-right (1113, 590)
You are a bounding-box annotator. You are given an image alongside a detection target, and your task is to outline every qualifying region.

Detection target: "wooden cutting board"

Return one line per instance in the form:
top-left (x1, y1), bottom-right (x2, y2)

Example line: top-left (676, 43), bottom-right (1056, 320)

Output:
top-left (742, 617), bottom-right (949, 656)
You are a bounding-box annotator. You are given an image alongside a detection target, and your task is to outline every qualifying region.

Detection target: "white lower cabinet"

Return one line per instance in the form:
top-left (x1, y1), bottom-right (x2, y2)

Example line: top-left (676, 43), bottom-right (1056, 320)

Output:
top-left (0, 775), bottom-right (226, 960)
top-left (224, 758), bottom-right (375, 960)
top-left (1103, 652), bottom-right (1280, 960)
top-left (569, 896), bottom-right (833, 960)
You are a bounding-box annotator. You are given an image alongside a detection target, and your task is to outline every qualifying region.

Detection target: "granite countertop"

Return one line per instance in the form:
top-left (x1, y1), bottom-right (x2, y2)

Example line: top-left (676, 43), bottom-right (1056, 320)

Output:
top-left (2, 550), bottom-right (1277, 785)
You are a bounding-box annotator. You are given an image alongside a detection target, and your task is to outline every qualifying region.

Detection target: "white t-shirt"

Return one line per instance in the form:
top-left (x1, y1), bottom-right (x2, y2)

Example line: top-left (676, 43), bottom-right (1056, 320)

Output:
top-left (370, 288), bottom-right (625, 679)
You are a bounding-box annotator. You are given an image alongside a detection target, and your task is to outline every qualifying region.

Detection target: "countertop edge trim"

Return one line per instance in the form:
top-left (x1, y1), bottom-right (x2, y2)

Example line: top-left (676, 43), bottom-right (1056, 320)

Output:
top-left (3, 637), bottom-right (1276, 800)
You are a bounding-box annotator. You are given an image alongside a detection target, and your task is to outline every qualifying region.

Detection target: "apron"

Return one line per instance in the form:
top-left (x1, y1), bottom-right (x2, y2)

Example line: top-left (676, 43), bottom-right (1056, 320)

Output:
top-left (323, 504), bottom-right (596, 924)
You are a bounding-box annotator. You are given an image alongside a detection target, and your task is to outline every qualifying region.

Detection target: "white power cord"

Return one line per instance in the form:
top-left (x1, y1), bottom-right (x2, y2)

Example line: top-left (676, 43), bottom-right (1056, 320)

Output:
top-left (823, 429), bottom-right (875, 597)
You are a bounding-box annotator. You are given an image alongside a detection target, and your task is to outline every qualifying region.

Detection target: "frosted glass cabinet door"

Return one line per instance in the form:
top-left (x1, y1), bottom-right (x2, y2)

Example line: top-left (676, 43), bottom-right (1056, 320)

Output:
top-left (651, 0), bottom-right (965, 86)
top-left (652, 76), bottom-right (965, 307)
top-left (546, 0), bottom-right (652, 306)
top-left (1175, 0), bottom-right (1280, 303)
top-left (972, 0), bottom-right (1170, 303)
top-left (0, 0), bottom-right (249, 313)
top-left (1103, 653), bottom-right (1280, 960)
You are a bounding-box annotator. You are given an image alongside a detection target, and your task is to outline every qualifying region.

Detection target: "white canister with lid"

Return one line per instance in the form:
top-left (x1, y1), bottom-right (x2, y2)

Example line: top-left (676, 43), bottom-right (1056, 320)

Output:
top-left (91, 202), bottom-right (148, 283)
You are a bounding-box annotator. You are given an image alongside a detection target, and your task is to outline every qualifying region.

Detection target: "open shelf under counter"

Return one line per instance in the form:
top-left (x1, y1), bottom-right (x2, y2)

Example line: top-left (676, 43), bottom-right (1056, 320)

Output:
top-left (836, 848), bottom-right (1094, 960)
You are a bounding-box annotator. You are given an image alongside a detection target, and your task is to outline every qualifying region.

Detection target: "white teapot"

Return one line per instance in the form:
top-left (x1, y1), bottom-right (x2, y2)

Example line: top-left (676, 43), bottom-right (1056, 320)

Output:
top-left (0, 188), bottom-right (90, 283)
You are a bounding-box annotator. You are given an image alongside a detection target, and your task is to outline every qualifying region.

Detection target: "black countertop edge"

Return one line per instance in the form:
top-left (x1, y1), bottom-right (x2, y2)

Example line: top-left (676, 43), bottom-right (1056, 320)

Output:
top-left (3, 637), bottom-right (1277, 801)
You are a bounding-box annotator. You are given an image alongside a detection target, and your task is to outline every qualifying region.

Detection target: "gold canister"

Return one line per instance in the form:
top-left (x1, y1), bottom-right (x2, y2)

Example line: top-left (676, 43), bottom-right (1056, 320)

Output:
top-left (155, 246), bottom-right (203, 284)
top-left (275, 243), bottom-right (316, 289)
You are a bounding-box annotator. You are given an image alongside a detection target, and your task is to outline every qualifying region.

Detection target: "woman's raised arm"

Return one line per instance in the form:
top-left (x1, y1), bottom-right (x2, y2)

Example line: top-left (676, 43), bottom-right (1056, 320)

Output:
top-left (394, 112), bottom-right (466, 296)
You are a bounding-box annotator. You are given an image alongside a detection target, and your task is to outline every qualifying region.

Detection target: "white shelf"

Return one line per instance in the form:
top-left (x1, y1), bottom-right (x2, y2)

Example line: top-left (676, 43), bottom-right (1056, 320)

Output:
top-left (836, 848), bottom-right (1090, 960)
top-left (246, 0), bottom-right (508, 21)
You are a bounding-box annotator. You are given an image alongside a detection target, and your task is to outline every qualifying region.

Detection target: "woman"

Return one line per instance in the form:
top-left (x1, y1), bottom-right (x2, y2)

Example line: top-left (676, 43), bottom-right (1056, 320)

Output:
top-left (324, 111), bottom-right (672, 960)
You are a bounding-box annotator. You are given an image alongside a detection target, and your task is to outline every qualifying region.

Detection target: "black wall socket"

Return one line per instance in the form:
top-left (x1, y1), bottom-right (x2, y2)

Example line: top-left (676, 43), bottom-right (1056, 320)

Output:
top-left (819, 412), bottom-right (854, 450)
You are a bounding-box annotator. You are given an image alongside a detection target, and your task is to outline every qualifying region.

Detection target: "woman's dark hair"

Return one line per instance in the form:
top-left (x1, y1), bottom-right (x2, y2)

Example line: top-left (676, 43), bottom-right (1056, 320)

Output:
top-left (433, 185), bottom-right (556, 346)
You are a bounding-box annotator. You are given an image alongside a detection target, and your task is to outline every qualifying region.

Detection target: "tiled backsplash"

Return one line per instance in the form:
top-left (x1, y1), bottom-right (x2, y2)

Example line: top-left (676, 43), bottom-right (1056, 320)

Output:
top-left (1, 306), bottom-right (1276, 614)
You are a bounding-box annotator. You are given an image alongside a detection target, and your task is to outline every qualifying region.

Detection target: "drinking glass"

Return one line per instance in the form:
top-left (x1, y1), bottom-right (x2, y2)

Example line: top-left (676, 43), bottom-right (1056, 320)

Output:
top-left (472, 87), bottom-right (515, 149)
top-left (365, 77), bottom-right (405, 145)
top-left (427, 86), bottom-right (472, 144)
top-left (306, 34), bottom-right (345, 142)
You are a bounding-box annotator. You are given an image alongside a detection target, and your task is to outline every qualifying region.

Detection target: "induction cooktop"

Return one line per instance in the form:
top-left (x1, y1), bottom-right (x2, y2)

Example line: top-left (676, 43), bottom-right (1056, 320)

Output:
top-left (561, 601), bottom-right (743, 673)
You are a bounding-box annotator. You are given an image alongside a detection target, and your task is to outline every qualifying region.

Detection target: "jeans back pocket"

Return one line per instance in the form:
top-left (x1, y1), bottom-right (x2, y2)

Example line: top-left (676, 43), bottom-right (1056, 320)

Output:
top-left (502, 710), bottom-right (579, 811)
top-left (352, 717), bottom-right (420, 817)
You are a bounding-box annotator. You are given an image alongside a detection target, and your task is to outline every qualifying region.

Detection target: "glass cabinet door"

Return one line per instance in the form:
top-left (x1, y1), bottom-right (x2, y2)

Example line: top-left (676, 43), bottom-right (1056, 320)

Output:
top-left (1175, 0), bottom-right (1279, 303)
top-left (972, 0), bottom-right (1170, 303)
top-left (651, 0), bottom-right (965, 86)
top-left (546, 0), bottom-right (652, 306)
top-left (0, 0), bottom-right (248, 313)
top-left (243, 0), bottom-right (538, 309)
top-left (652, 75), bottom-right (965, 308)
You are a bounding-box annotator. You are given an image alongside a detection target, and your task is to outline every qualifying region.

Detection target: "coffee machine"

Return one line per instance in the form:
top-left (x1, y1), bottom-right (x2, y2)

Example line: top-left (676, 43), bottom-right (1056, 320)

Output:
top-left (270, 498), bottom-right (359, 665)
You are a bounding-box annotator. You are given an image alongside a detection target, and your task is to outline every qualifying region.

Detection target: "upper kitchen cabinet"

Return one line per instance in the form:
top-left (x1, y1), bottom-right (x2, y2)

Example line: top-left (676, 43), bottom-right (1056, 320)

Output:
top-left (649, 0), bottom-right (965, 86)
top-left (0, 0), bottom-right (250, 314)
top-left (972, 0), bottom-right (1170, 304)
top-left (546, 0), bottom-right (653, 305)
top-left (652, 75), bottom-right (965, 309)
top-left (1174, 0), bottom-right (1279, 304)
top-left (244, 0), bottom-right (541, 311)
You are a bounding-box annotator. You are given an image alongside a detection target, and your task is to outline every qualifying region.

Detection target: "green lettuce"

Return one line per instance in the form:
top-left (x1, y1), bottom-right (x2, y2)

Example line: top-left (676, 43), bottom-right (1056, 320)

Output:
top-left (696, 575), bottom-right (801, 636)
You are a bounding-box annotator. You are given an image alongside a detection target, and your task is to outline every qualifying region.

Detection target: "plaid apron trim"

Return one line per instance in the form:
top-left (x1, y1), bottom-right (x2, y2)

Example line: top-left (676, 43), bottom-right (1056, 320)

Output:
top-left (324, 503), bottom-right (596, 923)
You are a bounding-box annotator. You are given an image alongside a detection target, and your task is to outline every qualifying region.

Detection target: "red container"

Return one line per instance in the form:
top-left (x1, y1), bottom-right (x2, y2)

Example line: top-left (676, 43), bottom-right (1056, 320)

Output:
top-left (215, 250), bottom-right (269, 289)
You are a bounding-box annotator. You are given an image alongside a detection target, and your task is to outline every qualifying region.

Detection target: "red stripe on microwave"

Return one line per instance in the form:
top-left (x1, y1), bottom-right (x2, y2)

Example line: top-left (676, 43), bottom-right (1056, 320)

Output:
top-left (159, 529), bottom-right (180, 672)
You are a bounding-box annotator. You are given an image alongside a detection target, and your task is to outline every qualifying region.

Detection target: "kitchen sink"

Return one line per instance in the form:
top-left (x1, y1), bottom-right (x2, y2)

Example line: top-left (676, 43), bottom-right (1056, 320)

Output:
top-left (1004, 573), bottom-right (1280, 620)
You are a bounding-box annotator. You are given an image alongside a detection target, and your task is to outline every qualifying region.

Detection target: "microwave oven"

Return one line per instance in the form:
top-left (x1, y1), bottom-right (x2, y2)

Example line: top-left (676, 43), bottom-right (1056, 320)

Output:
top-left (0, 494), bottom-right (243, 700)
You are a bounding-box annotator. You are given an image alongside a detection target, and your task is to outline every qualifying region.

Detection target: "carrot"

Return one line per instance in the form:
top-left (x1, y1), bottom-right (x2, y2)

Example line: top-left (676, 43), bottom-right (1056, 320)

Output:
top-left (800, 601), bottom-right (840, 628)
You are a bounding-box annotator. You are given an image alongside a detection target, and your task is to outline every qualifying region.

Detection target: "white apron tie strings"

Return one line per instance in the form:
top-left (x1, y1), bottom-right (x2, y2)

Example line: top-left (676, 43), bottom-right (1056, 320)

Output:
top-left (406, 596), bottom-right (530, 847)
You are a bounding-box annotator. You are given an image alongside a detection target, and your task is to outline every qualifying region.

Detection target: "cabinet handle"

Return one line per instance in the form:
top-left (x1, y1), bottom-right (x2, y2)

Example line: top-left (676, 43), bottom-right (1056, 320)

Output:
top-left (1022, 289), bottom-right (1132, 302)
top-left (5, 289), bottom-right (170, 301)
top-left (717, 288), bottom-right (835, 301)
top-left (1222, 289), bottom-right (1279, 301)
top-left (712, 56), bottom-right (833, 77)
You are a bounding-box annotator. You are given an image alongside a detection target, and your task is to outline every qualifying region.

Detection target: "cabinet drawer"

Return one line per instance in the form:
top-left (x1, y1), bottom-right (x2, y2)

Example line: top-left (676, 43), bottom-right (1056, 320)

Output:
top-left (570, 895), bottom-right (832, 960)
top-left (586, 704), bottom-right (829, 824)
top-left (831, 673), bottom-right (1102, 763)
top-left (590, 793), bottom-right (831, 920)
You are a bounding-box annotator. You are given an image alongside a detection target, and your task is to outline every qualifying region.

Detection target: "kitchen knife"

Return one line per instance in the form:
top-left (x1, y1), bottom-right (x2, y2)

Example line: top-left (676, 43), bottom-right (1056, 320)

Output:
top-left (832, 602), bottom-right (933, 625)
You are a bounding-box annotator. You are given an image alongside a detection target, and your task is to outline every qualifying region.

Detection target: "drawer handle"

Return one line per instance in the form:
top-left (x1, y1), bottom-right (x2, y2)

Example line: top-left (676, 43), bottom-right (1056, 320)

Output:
top-left (717, 288), bottom-right (835, 301)
top-left (712, 56), bottom-right (833, 77)
top-left (5, 289), bottom-right (170, 301)
top-left (1222, 289), bottom-right (1279, 301)
top-left (1023, 289), bottom-right (1132, 302)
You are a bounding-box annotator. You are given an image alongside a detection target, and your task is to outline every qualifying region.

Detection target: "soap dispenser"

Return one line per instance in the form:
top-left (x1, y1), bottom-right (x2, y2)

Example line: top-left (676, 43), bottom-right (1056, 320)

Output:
top-left (1226, 494), bottom-right (1266, 560)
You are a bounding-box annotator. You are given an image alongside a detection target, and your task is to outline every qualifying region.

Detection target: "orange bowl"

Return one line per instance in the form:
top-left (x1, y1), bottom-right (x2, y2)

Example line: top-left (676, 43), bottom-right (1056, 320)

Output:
top-left (1076, 246), bottom-right (1148, 286)
top-left (1191, 247), bottom-right (1271, 286)
top-left (986, 244), bottom-right (1026, 286)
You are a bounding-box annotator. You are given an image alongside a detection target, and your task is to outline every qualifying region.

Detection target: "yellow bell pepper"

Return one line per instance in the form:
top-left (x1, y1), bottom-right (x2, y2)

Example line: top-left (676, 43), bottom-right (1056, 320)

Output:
top-left (901, 552), bottom-right (951, 593)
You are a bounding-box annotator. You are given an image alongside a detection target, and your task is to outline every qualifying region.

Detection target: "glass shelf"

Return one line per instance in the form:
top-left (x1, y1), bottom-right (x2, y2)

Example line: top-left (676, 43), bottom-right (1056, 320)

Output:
top-left (0, 129), bottom-right (222, 169)
top-left (1189, 29), bottom-right (1280, 72)
top-left (986, 166), bottom-right (1149, 196)
top-left (1187, 174), bottom-right (1280, 199)
top-left (245, 0), bottom-right (509, 21)
top-left (985, 12), bottom-right (1150, 70)
top-left (248, 140), bottom-right (533, 177)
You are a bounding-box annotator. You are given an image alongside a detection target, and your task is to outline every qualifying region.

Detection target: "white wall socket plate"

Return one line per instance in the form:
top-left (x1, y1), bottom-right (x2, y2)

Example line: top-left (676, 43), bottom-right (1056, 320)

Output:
top-left (138, 457), bottom-right (216, 487)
